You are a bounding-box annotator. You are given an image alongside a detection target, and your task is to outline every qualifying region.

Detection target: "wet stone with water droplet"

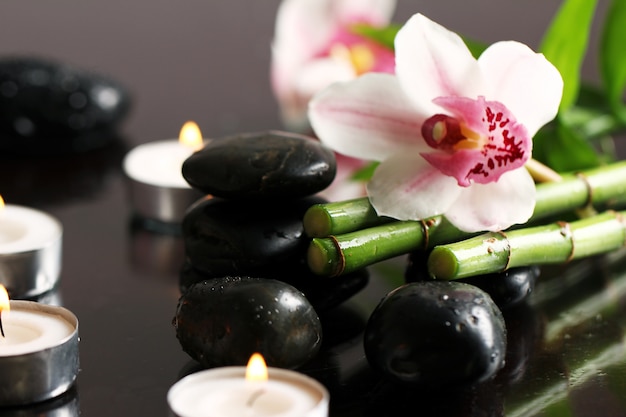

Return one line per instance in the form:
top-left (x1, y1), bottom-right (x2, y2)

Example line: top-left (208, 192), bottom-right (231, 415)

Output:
top-left (173, 276), bottom-right (322, 369)
top-left (179, 259), bottom-right (369, 312)
top-left (182, 130), bottom-right (336, 199)
top-left (0, 56), bottom-right (131, 153)
top-left (364, 281), bottom-right (506, 386)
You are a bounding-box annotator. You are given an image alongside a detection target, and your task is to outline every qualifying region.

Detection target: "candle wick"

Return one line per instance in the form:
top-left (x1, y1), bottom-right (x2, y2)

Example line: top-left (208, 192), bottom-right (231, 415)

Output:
top-left (0, 311), bottom-right (4, 338)
top-left (246, 388), bottom-right (265, 408)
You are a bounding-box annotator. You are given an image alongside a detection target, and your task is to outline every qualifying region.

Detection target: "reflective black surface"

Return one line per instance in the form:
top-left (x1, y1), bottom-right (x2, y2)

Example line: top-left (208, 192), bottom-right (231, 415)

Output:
top-left (3, 116), bottom-right (626, 417)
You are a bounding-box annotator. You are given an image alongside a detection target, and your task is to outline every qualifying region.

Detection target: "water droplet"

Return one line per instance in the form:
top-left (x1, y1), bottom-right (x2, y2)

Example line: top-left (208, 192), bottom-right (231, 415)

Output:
top-left (440, 294), bottom-right (449, 301)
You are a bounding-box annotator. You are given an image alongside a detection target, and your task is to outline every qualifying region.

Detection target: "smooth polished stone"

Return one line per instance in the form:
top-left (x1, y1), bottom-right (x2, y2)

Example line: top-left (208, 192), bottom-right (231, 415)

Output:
top-left (173, 276), bottom-right (322, 368)
top-left (182, 196), bottom-right (324, 277)
top-left (364, 281), bottom-right (506, 386)
top-left (459, 266), bottom-right (540, 309)
top-left (182, 130), bottom-right (336, 198)
top-left (179, 260), bottom-right (369, 312)
top-left (0, 56), bottom-right (131, 153)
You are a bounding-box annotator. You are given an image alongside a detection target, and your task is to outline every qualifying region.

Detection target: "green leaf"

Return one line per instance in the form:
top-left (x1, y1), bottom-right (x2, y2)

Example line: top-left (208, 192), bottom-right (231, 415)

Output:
top-left (352, 24), bottom-right (488, 60)
top-left (533, 120), bottom-right (602, 173)
top-left (350, 161), bottom-right (379, 181)
top-left (600, 0), bottom-right (626, 122)
top-left (462, 37), bottom-right (488, 59)
top-left (350, 23), bottom-right (401, 50)
top-left (540, 0), bottom-right (598, 112)
top-left (561, 83), bottom-right (626, 140)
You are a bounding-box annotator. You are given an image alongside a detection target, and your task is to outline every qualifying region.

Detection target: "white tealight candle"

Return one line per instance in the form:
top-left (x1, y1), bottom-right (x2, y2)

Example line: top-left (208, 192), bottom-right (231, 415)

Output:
top-left (0, 296), bottom-right (80, 406)
top-left (0, 301), bottom-right (75, 355)
top-left (123, 139), bottom-right (195, 189)
top-left (0, 198), bottom-right (63, 298)
top-left (168, 355), bottom-right (329, 417)
top-left (123, 121), bottom-right (205, 223)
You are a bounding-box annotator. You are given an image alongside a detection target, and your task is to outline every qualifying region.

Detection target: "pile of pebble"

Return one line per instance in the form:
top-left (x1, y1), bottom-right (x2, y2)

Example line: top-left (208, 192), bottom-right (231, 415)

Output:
top-left (173, 131), bottom-right (368, 369)
top-left (172, 130), bottom-right (540, 388)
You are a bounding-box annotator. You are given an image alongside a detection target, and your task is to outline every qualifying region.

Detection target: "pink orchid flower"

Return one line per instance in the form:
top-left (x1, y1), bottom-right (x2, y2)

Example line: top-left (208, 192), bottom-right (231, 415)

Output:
top-left (271, 0), bottom-right (396, 131)
top-left (309, 14), bottom-right (563, 233)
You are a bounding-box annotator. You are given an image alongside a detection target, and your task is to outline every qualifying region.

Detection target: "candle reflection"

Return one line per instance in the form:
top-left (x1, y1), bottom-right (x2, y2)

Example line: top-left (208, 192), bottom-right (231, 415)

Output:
top-left (127, 216), bottom-right (186, 279)
top-left (0, 386), bottom-right (80, 417)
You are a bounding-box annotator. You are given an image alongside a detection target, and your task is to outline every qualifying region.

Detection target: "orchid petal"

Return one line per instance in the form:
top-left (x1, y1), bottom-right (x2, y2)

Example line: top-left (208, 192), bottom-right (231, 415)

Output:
top-left (309, 73), bottom-right (429, 161)
top-left (274, 57), bottom-right (356, 131)
top-left (478, 41), bottom-right (563, 137)
top-left (444, 168), bottom-right (536, 232)
top-left (367, 153), bottom-right (461, 220)
top-left (335, 0), bottom-right (396, 26)
top-left (294, 58), bottom-right (356, 97)
top-left (271, 0), bottom-right (395, 99)
top-left (271, 0), bottom-right (334, 100)
top-left (394, 13), bottom-right (487, 115)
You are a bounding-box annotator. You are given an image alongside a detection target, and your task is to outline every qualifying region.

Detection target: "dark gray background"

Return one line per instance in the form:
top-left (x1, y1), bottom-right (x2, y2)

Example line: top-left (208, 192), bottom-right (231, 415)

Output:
top-left (0, 0), bottom-right (605, 144)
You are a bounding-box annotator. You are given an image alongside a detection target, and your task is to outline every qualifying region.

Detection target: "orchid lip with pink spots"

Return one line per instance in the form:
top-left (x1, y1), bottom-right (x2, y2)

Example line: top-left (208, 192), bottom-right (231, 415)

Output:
top-left (309, 13), bottom-right (563, 233)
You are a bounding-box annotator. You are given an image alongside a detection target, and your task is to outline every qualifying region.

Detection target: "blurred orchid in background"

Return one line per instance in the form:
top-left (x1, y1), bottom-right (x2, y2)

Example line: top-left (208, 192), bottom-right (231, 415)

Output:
top-left (270, 0), bottom-right (396, 132)
top-left (309, 14), bottom-right (563, 233)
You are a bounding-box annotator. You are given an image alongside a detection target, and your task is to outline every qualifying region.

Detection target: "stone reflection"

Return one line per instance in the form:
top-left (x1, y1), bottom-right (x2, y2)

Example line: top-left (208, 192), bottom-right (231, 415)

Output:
top-left (0, 138), bottom-right (126, 207)
top-left (127, 216), bottom-right (185, 279)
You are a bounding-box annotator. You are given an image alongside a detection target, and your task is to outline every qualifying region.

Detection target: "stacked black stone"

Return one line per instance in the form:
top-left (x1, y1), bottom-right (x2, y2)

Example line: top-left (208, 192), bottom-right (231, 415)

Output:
top-left (174, 130), bottom-right (368, 369)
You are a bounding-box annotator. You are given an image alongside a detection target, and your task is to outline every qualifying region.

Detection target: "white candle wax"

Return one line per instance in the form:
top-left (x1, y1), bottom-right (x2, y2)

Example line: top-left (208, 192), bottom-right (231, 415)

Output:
top-left (168, 367), bottom-right (329, 417)
top-left (0, 301), bottom-right (76, 356)
top-left (0, 205), bottom-right (62, 254)
top-left (123, 139), bottom-right (195, 189)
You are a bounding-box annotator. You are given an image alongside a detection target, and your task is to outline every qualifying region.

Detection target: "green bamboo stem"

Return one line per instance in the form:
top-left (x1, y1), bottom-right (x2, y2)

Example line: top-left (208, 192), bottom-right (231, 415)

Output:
top-left (525, 157), bottom-right (564, 183)
top-left (306, 161), bottom-right (626, 277)
top-left (304, 160), bottom-right (626, 238)
top-left (308, 219), bottom-right (437, 276)
top-left (303, 197), bottom-right (392, 238)
top-left (427, 210), bottom-right (626, 280)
